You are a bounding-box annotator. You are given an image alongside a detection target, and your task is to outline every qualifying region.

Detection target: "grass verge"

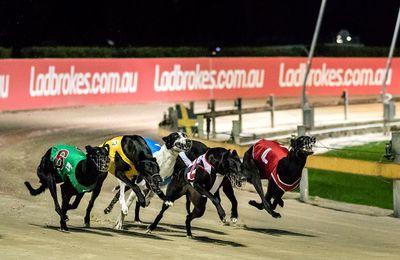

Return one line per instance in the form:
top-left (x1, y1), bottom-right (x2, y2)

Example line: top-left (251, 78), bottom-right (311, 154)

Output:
top-left (308, 141), bottom-right (393, 209)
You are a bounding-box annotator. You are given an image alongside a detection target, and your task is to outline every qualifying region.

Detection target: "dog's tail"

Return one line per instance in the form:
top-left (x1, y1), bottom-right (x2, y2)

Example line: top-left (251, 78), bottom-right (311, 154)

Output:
top-left (24, 181), bottom-right (46, 196)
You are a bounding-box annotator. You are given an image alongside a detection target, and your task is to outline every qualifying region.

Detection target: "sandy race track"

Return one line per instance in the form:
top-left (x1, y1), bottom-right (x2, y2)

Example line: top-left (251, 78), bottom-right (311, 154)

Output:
top-left (0, 102), bottom-right (399, 259)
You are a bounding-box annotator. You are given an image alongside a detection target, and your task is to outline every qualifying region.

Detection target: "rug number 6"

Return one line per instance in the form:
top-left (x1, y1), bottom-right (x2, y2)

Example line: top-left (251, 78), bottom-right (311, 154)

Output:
top-left (54, 150), bottom-right (69, 169)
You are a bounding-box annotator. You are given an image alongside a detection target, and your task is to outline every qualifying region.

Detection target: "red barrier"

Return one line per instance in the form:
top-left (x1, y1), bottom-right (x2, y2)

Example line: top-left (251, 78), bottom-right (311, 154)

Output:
top-left (0, 57), bottom-right (399, 111)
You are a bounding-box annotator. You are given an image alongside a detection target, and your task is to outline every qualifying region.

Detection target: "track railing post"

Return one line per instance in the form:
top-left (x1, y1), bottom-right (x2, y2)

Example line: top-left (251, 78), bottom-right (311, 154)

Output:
top-left (168, 106), bottom-right (178, 131)
top-left (267, 95), bottom-right (275, 128)
top-left (208, 100), bottom-right (216, 138)
top-left (189, 101), bottom-right (195, 114)
top-left (298, 125), bottom-right (309, 202)
top-left (300, 168), bottom-right (309, 202)
top-left (206, 117), bottom-right (211, 140)
top-left (231, 120), bottom-right (241, 144)
top-left (341, 90), bottom-right (348, 121)
top-left (234, 98), bottom-right (242, 133)
top-left (197, 115), bottom-right (204, 138)
top-left (391, 131), bottom-right (400, 217)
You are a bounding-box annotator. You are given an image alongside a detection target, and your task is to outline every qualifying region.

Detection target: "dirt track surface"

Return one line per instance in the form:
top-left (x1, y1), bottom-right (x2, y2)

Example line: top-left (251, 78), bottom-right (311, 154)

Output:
top-left (1, 102), bottom-right (400, 259)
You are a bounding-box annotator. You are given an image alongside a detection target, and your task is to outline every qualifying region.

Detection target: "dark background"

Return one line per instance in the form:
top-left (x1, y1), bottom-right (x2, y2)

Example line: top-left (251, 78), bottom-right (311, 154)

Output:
top-left (0, 0), bottom-right (398, 47)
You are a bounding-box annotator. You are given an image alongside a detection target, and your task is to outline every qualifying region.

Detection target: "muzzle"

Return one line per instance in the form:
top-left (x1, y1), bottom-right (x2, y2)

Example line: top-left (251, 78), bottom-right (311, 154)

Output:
top-left (302, 137), bottom-right (316, 155)
top-left (145, 173), bottom-right (162, 192)
top-left (229, 173), bottom-right (246, 188)
top-left (175, 138), bottom-right (192, 151)
top-left (92, 155), bottom-right (110, 173)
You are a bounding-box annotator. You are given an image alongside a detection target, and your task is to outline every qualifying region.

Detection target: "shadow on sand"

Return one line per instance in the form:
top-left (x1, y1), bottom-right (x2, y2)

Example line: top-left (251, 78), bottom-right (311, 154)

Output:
top-left (124, 221), bottom-right (227, 236)
top-left (243, 226), bottom-right (316, 238)
top-left (30, 224), bottom-right (168, 240)
top-left (163, 233), bottom-right (246, 247)
top-left (90, 226), bottom-right (170, 241)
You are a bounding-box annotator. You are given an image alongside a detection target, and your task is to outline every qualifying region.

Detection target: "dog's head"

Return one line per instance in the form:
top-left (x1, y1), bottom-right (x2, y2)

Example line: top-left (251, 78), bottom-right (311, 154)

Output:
top-left (138, 157), bottom-right (162, 190)
top-left (85, 145), bottom-right (110, 173)
top-left (290, 135), bottom-right (316, 156)
top-left (162, 132), bottom-right (192, 152)
top-left (222, 150), bottom-right (247, 188)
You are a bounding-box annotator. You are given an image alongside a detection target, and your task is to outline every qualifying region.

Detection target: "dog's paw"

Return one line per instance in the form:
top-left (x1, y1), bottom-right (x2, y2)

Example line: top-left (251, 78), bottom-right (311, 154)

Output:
top-left (221, 218), bottom-right (229, 226)
top-left (164, 201), bottom-right (174, 207)
top-left (59, 225), bottom-right (69, 232)
top-left (134, 219), bottom-right (143, 224)
top-left (114, 222), bottom-right (124, 230)
top-left (121, 205), bottom-right (129, 215)
top-left (84, 221), bottom-right (91, 228)
top-left (230, 217), bottom-right (238, 224)
top-left (145, 228), bottom-right (152, 234)
top-left (186, 234), bottom-right (193, 239)
top-left (271, 211), bottom-right (281, 219)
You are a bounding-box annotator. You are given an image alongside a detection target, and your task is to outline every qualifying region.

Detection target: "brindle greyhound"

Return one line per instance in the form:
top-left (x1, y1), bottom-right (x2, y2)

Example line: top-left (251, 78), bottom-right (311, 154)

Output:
top-left (241, 136), bottom-right (315, 218)
top-left (146, 147), bottom-right (245, 238)
top-left (24, 145), bottom-right (110, 231)
top-left (104, 140), bottom-right (243, 224)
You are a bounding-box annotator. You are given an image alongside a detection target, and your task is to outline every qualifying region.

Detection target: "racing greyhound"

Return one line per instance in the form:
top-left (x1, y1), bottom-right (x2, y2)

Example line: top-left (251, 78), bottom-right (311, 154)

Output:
top-left (24, 144), bottom-right (110, 231)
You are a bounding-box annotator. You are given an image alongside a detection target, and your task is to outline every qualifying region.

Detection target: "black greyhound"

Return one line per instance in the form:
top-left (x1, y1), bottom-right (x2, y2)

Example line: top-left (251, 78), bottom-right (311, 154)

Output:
top-left (241, 136), bottom-right (315, 218)
top-left (102, 135), bottom-right (167, 211)
top-left (146, 147), bottom-right (245, 237)
top-left (24, 145), bottom-right (110, 231)
top-left (104, 140), bottom-right (242, 224)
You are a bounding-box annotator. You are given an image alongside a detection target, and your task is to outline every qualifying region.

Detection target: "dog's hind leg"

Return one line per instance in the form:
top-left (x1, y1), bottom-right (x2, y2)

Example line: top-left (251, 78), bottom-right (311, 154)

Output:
top-left (147, 176), bottom-right (186, 233)
top-left (25, 152), bottom-right (51, 196)
top-left (104, 191), bottom-right (120, 214)
top-left (24, 181), bottom-right (46, 196)
top-left (185, 192), bottom-right (191, 215)
top-left (107, 185), bottom-right (130, 214)
top-left (47, 174), bottom-right (67, 229)
top-left (146, 202), bottom-right (170, 233)
top-left (60, 183), bottom-right (75, 231)
top-left (185, 198), bottom-right (206, 238)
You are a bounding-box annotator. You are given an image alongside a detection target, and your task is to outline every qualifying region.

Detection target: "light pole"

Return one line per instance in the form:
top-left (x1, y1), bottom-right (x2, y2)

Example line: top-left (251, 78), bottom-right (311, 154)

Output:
top-left (382, 4), bottom-right (400, 124)
top-left (301, 0), bottom-right (327, 128)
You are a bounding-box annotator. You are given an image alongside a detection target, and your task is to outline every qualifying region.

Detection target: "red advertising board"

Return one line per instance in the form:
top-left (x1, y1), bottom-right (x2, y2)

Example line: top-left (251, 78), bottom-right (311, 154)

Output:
top-left (0, 57), bottom-right (398, 111)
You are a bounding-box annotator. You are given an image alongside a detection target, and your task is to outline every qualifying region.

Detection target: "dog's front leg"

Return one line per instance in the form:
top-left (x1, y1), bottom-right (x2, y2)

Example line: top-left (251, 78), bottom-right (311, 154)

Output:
top-left (222, 179), bottom-right (238, 223)
top-left (115, 171), bottom-right (146, 207)
top-left (115, 190), bottom-right (136, 229)
top-left (193, 183), bottom-right (226, 222)
top-left (60, 183), bottom-right (74, 231)
top-left (84, 174), bottom-right (106, 227)
top-left (47, 174), bottom-right (67, 228)
top-left (68, 193), bottom-right (84, 210)
top-left (117, 180), bottom-right (129, 215)
top-left (250, 173), bottom-right (281, 218)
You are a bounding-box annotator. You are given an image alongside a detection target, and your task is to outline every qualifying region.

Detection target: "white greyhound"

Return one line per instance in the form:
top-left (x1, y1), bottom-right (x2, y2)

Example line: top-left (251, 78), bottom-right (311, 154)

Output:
top-left (115, 132), bottom-right (191, 230)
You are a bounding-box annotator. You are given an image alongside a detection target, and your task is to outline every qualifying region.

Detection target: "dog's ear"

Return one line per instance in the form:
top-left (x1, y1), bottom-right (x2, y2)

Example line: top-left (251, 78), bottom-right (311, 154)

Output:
top-left (222, 150), bottom-right (230, 162)
top-left (85, 145), bottom-right (93, 153)
top-left (231, 149), bottom-right (238, 157)
top-left (162, 134), bottom-right (174, 149)
top-left (102, 144), bottom-right (110, 153)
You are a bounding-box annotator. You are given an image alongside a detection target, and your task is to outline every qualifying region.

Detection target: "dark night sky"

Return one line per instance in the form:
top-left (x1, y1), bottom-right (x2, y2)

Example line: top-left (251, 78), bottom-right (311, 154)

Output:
top-left (0, 0), bottom-right (399, 47)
